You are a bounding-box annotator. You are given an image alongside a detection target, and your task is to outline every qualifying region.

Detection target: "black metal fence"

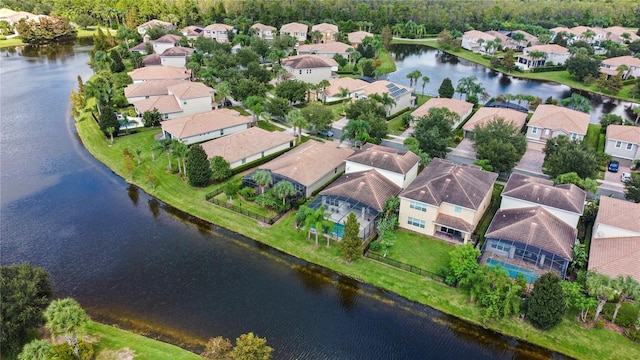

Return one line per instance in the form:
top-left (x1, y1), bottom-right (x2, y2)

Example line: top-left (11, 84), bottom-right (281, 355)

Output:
top-left (205, 189), bottom-right (283, 225)
top-left (365, 251), bottom-right (444, 282)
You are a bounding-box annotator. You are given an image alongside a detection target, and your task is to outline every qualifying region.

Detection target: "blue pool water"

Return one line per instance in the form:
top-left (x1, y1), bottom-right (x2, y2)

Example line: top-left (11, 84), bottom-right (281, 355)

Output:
top-left (485, 258), bottom-right (539, 283)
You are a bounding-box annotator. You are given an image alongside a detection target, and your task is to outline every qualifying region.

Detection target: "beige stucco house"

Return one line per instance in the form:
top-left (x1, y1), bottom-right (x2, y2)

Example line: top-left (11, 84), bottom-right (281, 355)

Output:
top-left (132, 81), bottom-right (214, 120)
top-left (181, 25), bottom-right (204, 40)
top-left (461, 30), bottom-right (496, 53)
top-left (411, 98), bottom-right (474, 129)
top-left (161, 108), bottom-right (252, 145)
top-left (281, 55), bottom-right (338, 85)
top-left (516, 44), bottom-right (570, 69)
top-left (345, 144), bottom-right (420, 189)
top-left (160, 46), bottom-right (194, 67)
top-left (296, 42), bottom-right (353, 60)
top-left (128, 66), bottom-right (191, 83)
top-left (280, 22), bottom-right (308, 43)
top-left (604, 125), bottom-right (640, 166)
top-left (311, 23), bottom-right (339, 43)
top-left (203, 23), bottom-right (234, 43)
top-left (600, 56), bottom-right (640, 79)
top-left (398, 158), bottom-right (497, 243)
top-left (463, 107), bottom-right (528, 138)
top-left (152, 34), bottom-right (181, 54)
top-left (137, 19), bottom-right (175, 35)
top-left (251, 23), bottom-right (277, 40)
top-left (348, 31), bottom-right (373, 47)
top-left (526, 104), bottom-right (589, 148)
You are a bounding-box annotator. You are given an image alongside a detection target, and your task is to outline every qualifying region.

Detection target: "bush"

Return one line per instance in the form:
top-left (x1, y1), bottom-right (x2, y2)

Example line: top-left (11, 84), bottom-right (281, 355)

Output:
top-left (624, 329), bottom-right (640, 343)
top-left (527, 273), bottom-right (566, 330)
top-left (594, 320), bottom-right (605, 329)
top-left (369, 240), bottom-right (382, 252)
top-left (239, 187), bottom-right (257, 201)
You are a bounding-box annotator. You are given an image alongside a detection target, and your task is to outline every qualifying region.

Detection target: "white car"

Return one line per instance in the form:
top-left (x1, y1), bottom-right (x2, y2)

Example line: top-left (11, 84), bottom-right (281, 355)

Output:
top-left (621, 172), bottom-right (632, 182)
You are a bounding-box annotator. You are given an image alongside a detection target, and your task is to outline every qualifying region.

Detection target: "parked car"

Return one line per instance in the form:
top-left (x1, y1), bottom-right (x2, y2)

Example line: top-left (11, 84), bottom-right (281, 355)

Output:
top-left (621, 172), bottom-right (632, 182)
top-left (608, 160), bottom-right (619, 172)
top-left (218, 99), bottom-right (232, 107)
top-left (318, 129), bottom-right (334, 137)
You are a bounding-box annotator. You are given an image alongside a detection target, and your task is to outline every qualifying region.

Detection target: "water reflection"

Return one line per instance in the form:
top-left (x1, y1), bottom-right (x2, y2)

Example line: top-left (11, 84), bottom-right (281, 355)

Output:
top-left (148, 198), bottom-right (160, 218)
top-left (336, 275), bottom-right (359, 311)
top-left (127, 184), bottom-right (139, 207)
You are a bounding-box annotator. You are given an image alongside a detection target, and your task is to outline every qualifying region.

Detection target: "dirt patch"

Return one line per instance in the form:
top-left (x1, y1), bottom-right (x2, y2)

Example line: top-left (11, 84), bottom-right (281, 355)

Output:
top-left (97, 347), bottom-right (136, 360)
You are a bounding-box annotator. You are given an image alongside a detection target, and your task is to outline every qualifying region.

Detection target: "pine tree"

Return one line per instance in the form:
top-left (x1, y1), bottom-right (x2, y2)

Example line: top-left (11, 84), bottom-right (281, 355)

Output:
top-left (438, 78), bottom-right (455, 98)
top-left (340, 212), bottom-right (361, 262)
top-left (527, 272), bottom-right (566, 330)
top-left (186, 144), bottom-right (212, 187)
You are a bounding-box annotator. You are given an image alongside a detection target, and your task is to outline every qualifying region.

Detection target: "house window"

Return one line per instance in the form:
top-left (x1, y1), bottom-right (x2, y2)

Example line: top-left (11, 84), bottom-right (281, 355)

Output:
top-left (616, 141), bottom-right (622, 148)
top-left (409, 200), bottom-right (427, 212)
top-left (627, 143), bottom-right (633, 150)
top-left (407, 217), bottom-right (425, 229)
top-left (164, 114), bottom-right (169, 119)
top-left (183, 100), bottom-right (187, 105)
top-left (299, 70), bottom-right (302, 74)
top-left (571, 133), bottom-right (578, 140)
top-left (220, 129), bottom-right (224, 135)
top-left (531, 127), bottom-right (538, 134)
top-left (261, 151), bottom-right (265, 157)
top-left (242, 158), bottom-right (246, 164)
top-left (490, 241), bottom-right (511, 252)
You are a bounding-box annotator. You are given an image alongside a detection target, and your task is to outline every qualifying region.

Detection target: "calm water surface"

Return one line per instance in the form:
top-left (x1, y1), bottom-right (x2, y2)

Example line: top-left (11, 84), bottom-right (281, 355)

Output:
top-left (1, 42), bottom-right (566, 359)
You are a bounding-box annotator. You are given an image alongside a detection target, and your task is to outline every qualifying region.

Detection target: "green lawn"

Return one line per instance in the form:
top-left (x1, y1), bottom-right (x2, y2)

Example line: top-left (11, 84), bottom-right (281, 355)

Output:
top-left (376, 48), bottom-right (397, 73)
top-left (387, 116), bottom-right (406, 135)
top-left (384, 230), bottom-right (454, 273)
top-left (473, 184), bottom-right (504, 245)
top-left (585, 124), bottom-right (602, 151)
top-left (0, 27), bottom-right (115, 49)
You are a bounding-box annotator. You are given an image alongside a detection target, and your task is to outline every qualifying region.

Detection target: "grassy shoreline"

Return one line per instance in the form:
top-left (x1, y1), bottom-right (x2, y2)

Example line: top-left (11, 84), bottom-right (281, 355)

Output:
top-left (0, 27), bottom-right (114, 49)
top-left (74, 105), bottom-right (640, 359)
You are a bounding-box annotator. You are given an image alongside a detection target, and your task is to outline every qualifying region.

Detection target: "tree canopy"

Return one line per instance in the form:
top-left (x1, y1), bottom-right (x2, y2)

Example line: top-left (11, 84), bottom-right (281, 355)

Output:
top-left (543, 136), bottom-right (599, 179)
top-left (186, 144), bottom-right (212, 187)
top-left (527, 273), bottom-right (566, 330)
top-left (471, 117), bottom-right (526, 173)
top-left (412, 107), bottom-right (457, 159)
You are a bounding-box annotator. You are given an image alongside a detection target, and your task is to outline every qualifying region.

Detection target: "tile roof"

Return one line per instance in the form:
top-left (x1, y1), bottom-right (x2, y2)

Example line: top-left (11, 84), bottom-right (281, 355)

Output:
top-left (400, 158), bottom-right (497, 210)
top-left (601, 55), bottom-right (640, 68)
top-left (528, 104), bottom-right (589, 135)
top-left (348, 31), bottom-right (373, 44)
top-left (130, 42), bottom-right (151, 52)
top-left (128, 66), bottom-right (191, 82)
top-left (606, 124), bottom-right (640, 145)
top-left (435, 213), bottom-right (474, 233)
top-left (142, 54), bottom-right (161, 66)
top-left (347, 144), bottom-right (419, 175)
top-left (361, 80), bottom-right (411, 99)
top-left (124, 79), bottom-right (190, 99)
top-left (524, 44), bottom-right (570, 55)
top-left (201, 127), bottom-right (294, 163)
top-left (181, 25), bottom-right (203, 37)
top-left (595, 196), bottom-right (640, 234)
top-left (502, 173), bottom-right (586, 214)
top-left (588, 236), bottom-right (640, 282)
top-left (463, 30), bottom-right (496, 40)
top-left (411, 98), bottom-right (473, 120)
top-left (281, 55), bottom-right (338, 69)
top-left (161, 109), bottom-right (252, 139)
top-left (205, 23), bottom-right (233, 31)
top-left (297, 42), bottom-right (353, 54)
top-left (312, 23), bottom-right (339, 33)
top-left (251, 23), bottom-right (276, 31)
top-left (167, 82), bottom-right (214, 100)
top-left (161, 46), bottom-right (194, 57)
top-left (320, 170), bottom-right (402, 211)
top-left (486, 206), bottom-right (576, 259)
top-left (259, 140), bottom-right (355, 187)
top-left (324, 78), bottom-right (369, 96)
top-left (463, 107), bottom-right (528, 132)
top-left (155, 34), bottom-right (182, 44)
top-left (138, 19), bottom-right (172, 29)
top-left (280, 22), bottom-right (308, 33)
top-left (133, 95), bottom-right (182, 114)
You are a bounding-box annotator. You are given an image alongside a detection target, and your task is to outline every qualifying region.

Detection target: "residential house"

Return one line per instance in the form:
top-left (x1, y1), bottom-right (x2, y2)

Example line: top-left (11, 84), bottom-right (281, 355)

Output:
top-left (348, 31), bottom-right (373, 47)
top-left (280, 55), bottom-right (338, 84)
top-left (124, 79), bottom-right (190, 103)
top-left (589, 197), bottom-right (640, 282)
top-left (480, 206), bottom-right (577, 282)
top-left (500, 173), bottom-right (586, 228)
top-left (345, 144), bottom-right (420, 189)
top-left (161, 108), bottom-right (252, 144)
top-left (201, 127), bottom-right (295, 169)
top-left (398, 158), bottom-right (498, 243)
top-left (153, 34), bottom-right (182, 54)
top-left (127, 66), bottom-right (191, 83)
top-left (181, 25), bottom-right (204, 40)
top-left (463, 107), bottom-right (528, 138)
top-left (160, 46), bottom-right (194, 67)
top-left (130, 41), bottom-right (153, 55)
top-left (516, 44), bottom-right (570, 69)
top-left (245, 140), bottom-right (355, 198)
top-left (308, 169), bottom-right (402, 241)
top-left (604, 26), bottom-right (640, 44)
top-left (142, 54), bottom-right (161, 66)
top-left (550, 27), bottom-right (572, 42)
top-left (411, 98), bottom-right (474, 129)
top-left (311, 23), bottom-right (339, 43)
top-left (360, 80), bottom-right (413, 117)
top-left (137, 19), bottom-right (175, 35)
top-left (526, 104), bottom-right (589, 148)
top-left (461, 30), bottom-right (497, 53)
top-left (599, 56), bottom-right (640, 79)
top-left (322, 77), bottom-right (371, 102)
top-left (604, 125), bottom-right (640, 166)
top-left (203, 23), bottom-right (234, 43)
top-left (296, 42), bottom-right (353, 60)
top-left (280, 22), bottom-right (308, 43)
top-left (508, 30), bottom-right (540, 50)
top-left (568, 26), bottom-right (607, 45)
top-left (132, 81), bottom-right (214, 120)
top-left (251, 23), bottom-right (276, 40)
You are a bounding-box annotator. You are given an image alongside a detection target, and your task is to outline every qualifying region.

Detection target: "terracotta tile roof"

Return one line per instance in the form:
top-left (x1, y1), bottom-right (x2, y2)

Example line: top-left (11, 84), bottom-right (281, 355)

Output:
top-left (201, 127), bottom-right (294, 163)
top-left (463, 30), bottom-right (496, 41)
top-left (485, 31), bottom-right (510, 44)
top-left (511, 30), bottom-right (540, 45)
top-left (606, 124), bottom-right (640, 145)
top-left (251, 23), bottom-right (276, 31)
top-left (297, 42), bottom-right (353, 54)
top-left (124, 80), bottom-right (190, 99)
top-left (128, 66), bottom-right (191, 82)
top-left (312, 23), bottom-right (339, 33)
top-left (161, 108), bottom-right (251, 139)
top-left (524, 44), bottom-right (570, 55)
top-left (181, 25), bottom-right (203, 37)
top-left (133, 95), bottom-right (182, 114)
top-left (605, 26), bottom-right (640, 41)
top-left (599, 67), bottom-right (619, 76)
top-left (130, 42), bottom-right (151, 52)
top-left (463, 107), bottom-right (528, 132)
top-left (528, 104), bottom-right (589, 135)
top-left (281, 55), bottom-right (338, 69)
top-left (411, 98), bottom-right (473, 120)
top-left (155, 34), bottom-right (182, 44)
top-left (320, 170), bottom-right (402, 211)
top-left (259, 140), bottom-right (355, 187)
top-left (324, 78), bottom-right (369, 96)
top-left (601, 55), bottom-right (640, 68)
top-left (595, 196), bottom-right (640, 234)
top-left (205, 23), bottom-right (233, 31)
top-left (138, 19), bottom-right (172, 29)
top-left (142, 54), bottom-right (161, 66)
top-left (400, 158), bottom-right (497, 210)
top-left (167, 82), bottom-right (214, 100)
top-left (348, 31), bottom-right (373, 44)
top-left (588, 236), bottom-right (640, 282)
top-left (280, 22), bottom-right (308, 34)
top-left (550, 27), bottom-right (571, 34)
top-left (502, 173), bottom-right (586, 215)
top-left (161, 46), bottom-right (194, 57)
top-left (486, 206), bottom-right (577, 259)
top-left (347, 144), bottom-right (419, 175)
top-left (435, 213), bottom-right (474, 233)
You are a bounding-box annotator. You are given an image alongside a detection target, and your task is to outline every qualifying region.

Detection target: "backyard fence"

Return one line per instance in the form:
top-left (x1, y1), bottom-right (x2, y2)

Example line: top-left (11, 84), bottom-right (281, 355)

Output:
top-left (205, 189), bottom-right (283, 225)
top-left (365, 251), bottom-right (444, 282)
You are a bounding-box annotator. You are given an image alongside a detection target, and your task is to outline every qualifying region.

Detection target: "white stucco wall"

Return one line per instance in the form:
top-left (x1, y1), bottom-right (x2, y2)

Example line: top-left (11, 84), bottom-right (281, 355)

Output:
top-left (229, 142), bottom-right (293, 169)
top-left (176, 96), bottom-right (213, 116)
top-left (161, 56), bottom-right (187, 67)
top-left (593, 223), bottom-right (640, 239)
top-left (500, 196), bottom-right (580, 227)
top-left (178, 123), bottom-right (250, 145)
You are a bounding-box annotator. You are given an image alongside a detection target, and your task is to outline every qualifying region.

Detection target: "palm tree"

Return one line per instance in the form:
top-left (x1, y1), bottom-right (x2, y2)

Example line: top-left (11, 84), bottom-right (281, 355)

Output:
top-left (157, 138), bottom-right (173, 172)
top-left (171, 140), bottom-right (189, 177)
top-left (338, 87), bottom-right (350, 115)
top-left (560, 93), bottom-right (591, 113)
top-left (528, 50), bottom-right (547, 67)
top-left (611, 276), bottom-right (640, 322)
top-left (272, 180), bottom-right (296, 207)
top-left (252, 169), bottom-right (272, 194)
top-left (633, 106), bottom-right (640, 124)
top-left (18, 340), bottom-right (52, 360)
top-left (106, 126), bottom-right (115, 144)
top-left (406, 69), bottom-right (422, 88)
top-left (286, 109), bottom-right (307, 144)
top-left (421, 76), bottom-right (430, 95)
top-left (586, 271), bottom-right (617, 322)
top-left (44, 298), bottom-right (90, 350)
top-left (318, 79), bottom-right (330, 104)
top-left (303, 205), bottom-right (333, 247)
top-left (309, 30), bottom-right (323, 43)
top-left (341, 118), bottom-right (372, 148)
top-left (456, 76), bottom-right (481, 99)
top-left (215, 81), bottom-right (232, 106)
top-left (134, 147), bottom-right (142, 165)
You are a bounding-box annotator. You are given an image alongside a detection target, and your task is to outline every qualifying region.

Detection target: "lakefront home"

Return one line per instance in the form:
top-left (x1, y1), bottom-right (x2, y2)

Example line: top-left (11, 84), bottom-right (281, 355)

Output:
top-left (461, 30), bottom-right (496, 53)
top-left (161, 108), bottom-right (252, 145)
top-left (131, 81), bottom-right (214, 120)
top-left (526, 104), bottom-right (589, 149)
top-left (604, 125), bottom-right (640, 166)
top-left (348, 31), bottom-right (373, 47)
top-left (345, 144), bottom-right (420, 189)
top-left (137, 19), bottom-right (175, 35)
top-left (296, 42), bottom-right (353, 60)
top-left (411, 98), bottom-right (474, 129)
top-left (463, 107), bottom-right (528, 138)
top-left (128, 66), bottom-right (191, 83)
top-left (516, 44), bottom-right (570, 69)
top-left (280, 55), bottom-right (338, 85)
top-left (599, 56), bottom-right (640, 79)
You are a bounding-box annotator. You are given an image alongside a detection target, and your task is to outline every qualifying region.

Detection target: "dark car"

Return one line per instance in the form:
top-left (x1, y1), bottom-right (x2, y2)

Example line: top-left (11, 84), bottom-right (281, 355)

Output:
top-left (219, 99), bottom-right (232, 107)
top-left (318, 129), bottom-right (334, 137)
top-left (608, 160), bottom-right (620, 172)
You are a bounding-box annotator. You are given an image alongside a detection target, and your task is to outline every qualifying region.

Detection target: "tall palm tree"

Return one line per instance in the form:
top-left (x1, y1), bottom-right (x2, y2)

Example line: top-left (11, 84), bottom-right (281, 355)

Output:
top-left (171, 140), bottom-right (189, 177)
top-left (252, 169), bottom-right (272, 194)
top-left (44, 298), bottom-right (90, 349)
top-left (456, 76), bottom-right (481, 99)
top-left (303, 206), bottom-right (333, 247)
top-left (421, 76), bottom-right (430, 95)
top-left (560, 93), bottom-right (591, 113)
top-left (272, 180), bottom-right (296, 207)
top-left (286, 109), bottom-right (307, 144)
top-left (215, 81), bottom-right (232, 106)
top-left (586, 271), bottom-right (617, 322)
top-left (406, 69), bottom-right (422, 88)
top-left (341, 118), bottom-right (372, 148)
top-left (318, 79), bottom-right (330, 103)
top-left (309, 30), bottom-right (323, 43)
top-left (157, 138), bottom-right (174, 172)
top-left (338, 87), bottom-right (350, 115)
top-left (611, 276), bottom-right (640, 322)
top-left (106, 126), bottom-right (115, 144)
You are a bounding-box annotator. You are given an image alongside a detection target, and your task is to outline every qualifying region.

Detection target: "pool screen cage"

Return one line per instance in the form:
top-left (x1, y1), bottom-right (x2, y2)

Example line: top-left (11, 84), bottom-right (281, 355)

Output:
top-left (242, 171), bottom-right (306, 200)
top-left (480, 238), bottom-right (570, 279)
top-left (308, 194), bottom-right (378, 241)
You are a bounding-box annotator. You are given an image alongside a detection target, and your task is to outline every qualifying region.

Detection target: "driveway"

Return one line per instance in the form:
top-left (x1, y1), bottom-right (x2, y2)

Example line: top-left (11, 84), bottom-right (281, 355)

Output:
top-left (599, 165), bottom-right (630, 194)
top-left (514, 147), bottom-right (545, 177)
top-left (448, 138), bottom-right (476, 160)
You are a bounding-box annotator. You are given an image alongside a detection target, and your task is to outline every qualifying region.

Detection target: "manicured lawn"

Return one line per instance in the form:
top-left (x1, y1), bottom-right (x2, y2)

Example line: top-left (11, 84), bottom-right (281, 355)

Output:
top-left (257, 120), bottom-right (284, 132)
top-left (387, 116), bottom-right (406, 135)
top-left (86, 322), bottom-right (200, 360)
top-left (0, 27), bottom-right (115, 49)
top-left (376, 48), bottom-right (397, 73)
top-left (585, 124), bottom-right (602, 151)
top-left (473, 184), bottom-right (504, 245)
top-left (384, 230), bottom-right (454, 273)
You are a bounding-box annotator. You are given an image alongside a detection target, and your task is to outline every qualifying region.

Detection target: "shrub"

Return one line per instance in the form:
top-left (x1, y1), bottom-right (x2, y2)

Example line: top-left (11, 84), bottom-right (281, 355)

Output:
top-left (594, 320), bottom-right (605, 329)
top-left (527, 273), bottom-right (566, 330)
top-left (239, 187), bottom-right (257, 201)
top-left (369, 240), bottom-right (382, 252)
top-left (624, 329), bottom-right (640, 343)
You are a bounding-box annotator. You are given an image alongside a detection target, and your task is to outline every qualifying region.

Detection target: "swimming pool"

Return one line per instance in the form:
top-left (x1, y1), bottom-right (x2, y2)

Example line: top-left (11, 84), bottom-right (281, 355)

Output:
top-left (485, 258), bottom-right (539, 283)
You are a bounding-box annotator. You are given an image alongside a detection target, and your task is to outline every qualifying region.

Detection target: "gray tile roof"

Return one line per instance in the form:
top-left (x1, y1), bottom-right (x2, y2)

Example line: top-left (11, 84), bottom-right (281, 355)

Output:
top-left (486, 206), bottom-right (576, 259)
top-left (320, 170), bottom-right (402, 211)
top-left (502, 173), bottom-right (586, 215)
top-left (347, 144), bottom-right (419, 175)
top-left (400, 158), bottom-right (497, 210)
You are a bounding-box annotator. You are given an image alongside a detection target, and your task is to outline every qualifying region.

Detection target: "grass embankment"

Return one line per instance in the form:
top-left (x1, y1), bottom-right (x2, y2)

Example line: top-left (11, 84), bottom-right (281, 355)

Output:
top-left (76, 109), bottom-right (640, 359)
top-left (87, 322), bottom-right (200, 360)
top-left (391, 38), bottom-right (640, 103)
top-left (0, 27), bottom-right (115, 49)
top-left (376, 48), bottom-right (397, 74)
